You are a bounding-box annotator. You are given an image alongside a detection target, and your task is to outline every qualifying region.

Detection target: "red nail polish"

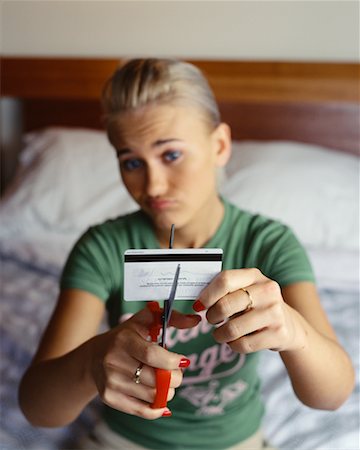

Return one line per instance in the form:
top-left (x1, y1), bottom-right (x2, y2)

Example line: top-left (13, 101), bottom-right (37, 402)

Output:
top-left (193, 300), bottom-right (206, 312)
top-left (179, 357), bottom-right (191, 368)
top-left (162, 409), bottom-right (172, 417)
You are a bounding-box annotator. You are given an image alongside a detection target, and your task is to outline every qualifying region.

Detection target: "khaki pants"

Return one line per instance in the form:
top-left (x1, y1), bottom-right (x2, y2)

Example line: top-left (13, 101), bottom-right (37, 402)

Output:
top-left (76, 420), bottom-right (277, 450)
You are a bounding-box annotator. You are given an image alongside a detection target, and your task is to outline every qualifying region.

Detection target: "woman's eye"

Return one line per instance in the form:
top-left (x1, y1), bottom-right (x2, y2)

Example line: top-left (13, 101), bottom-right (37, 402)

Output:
top-left (163, 150), bottom-right (182, 163)
top-left (121, 159), bottom-right (143, 171)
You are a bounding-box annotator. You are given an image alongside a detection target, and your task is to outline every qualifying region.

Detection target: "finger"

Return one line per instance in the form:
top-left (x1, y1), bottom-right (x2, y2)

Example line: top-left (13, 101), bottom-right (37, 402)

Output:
top-left (110, 322), bottom-right (190, 375)
top-left (169, 310), bottom-right (202, 329)
top-left (103, 366), bottom-right (178, 402)
top-left (206, 289), bottom-right (252, 325)
top-left (128, 304), bottom-right (155, 325)
top-left (110, 323), bottom-right (189, 372)
top-left (128, 358), bottom-right (183, 388)
top-left (126, 306), bottom-right (156, 339)
top-left (105, 369), bottom-right (157, 403)
top-left (213, 309), bottom-right (269, 344)
top-left (227, 327), bottom-right (283, 354)
top-left (194, 269), bottom-right (266, 311)
top-left (101, 388), bottom-right (170, 420)
top-left (129, 334), bottom-right (190, 371)
top-left (126, 305), bottom-right (201, 339)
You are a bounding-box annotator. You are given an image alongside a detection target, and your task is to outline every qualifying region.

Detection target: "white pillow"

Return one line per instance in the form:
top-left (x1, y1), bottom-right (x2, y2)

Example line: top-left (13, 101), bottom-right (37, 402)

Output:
top-left (0, 127), bottom-right (138, 240)
top-left (221, 140), bottom-right (359, 253)
top-left (306, 248), bottom-right (359, 292)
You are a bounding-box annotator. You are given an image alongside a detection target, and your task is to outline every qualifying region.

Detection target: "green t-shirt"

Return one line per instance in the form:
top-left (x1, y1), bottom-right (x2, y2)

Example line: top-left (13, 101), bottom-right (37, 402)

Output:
top-left (61, 199), bottom-right (315, 450)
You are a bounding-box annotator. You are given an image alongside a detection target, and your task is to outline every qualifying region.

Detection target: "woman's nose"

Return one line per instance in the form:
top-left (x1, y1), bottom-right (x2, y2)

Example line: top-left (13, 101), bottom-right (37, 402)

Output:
top-left (146, 166), bottom-right (168, 197)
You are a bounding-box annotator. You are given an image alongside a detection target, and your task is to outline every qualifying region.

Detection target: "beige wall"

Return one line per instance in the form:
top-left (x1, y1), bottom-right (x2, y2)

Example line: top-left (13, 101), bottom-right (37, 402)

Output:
top-left (1, 0), bottom-right (359, 61)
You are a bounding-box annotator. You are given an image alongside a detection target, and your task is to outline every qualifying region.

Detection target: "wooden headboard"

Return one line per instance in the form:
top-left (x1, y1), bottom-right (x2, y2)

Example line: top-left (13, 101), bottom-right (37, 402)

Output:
top-left (2, 57), bottom-right (359, 154)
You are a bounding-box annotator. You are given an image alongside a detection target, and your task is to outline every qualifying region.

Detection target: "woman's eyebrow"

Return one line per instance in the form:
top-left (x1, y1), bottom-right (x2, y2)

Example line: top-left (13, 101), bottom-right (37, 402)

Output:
top-left (152, 138), bottom-right (183, 147)
top-left (116, 139), bottom-right (183, 156)
top-left (116, 148), bottom-right (132, 157)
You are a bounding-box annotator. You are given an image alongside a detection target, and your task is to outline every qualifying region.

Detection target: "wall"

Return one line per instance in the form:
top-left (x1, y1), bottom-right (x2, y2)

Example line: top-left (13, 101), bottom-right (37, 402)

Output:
top-left (1, 0), bottom-right (359, 62)
top-left (1, 0), bottom-right (358, 191)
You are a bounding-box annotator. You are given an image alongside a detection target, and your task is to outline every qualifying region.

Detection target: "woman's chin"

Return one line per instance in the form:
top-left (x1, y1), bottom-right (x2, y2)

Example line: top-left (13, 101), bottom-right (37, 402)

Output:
top-left (152, 215), bottom-right (178, 231)
top-left (150, 211), bottom-right (185, 233)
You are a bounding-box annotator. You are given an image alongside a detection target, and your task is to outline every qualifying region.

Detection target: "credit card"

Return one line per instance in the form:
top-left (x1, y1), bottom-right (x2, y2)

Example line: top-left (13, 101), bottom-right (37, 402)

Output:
top-left (124, 248), bottom-right (223, 301)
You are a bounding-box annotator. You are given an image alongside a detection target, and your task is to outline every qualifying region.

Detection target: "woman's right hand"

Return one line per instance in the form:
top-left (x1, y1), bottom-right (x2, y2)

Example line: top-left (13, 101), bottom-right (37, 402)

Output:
top-left (90, 306), bottom-right (200, 419)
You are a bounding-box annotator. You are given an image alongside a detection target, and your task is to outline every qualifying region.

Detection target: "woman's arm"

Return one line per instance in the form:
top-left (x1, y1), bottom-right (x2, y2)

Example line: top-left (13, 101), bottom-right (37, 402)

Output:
top-left (19, 288), bottom-right (105, 426)
top-left (19, 288), bottom-right (200, 427)
top-left (279, 281), bottom-right (354, 410)
top-left (195, 269), bottom-right (355, 410)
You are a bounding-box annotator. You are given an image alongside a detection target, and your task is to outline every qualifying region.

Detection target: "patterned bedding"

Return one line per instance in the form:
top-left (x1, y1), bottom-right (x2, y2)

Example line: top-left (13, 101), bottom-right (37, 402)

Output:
top-left (0, 251), bottom-right (99, 450)
top-left (1, 248), bottom-right (359, 450)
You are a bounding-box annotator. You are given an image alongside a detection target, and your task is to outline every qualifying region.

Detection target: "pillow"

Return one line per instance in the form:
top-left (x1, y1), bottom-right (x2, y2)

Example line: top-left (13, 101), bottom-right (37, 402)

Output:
top-left (0, 127), bottom-right (138, 240)
top-left (221, 140), bottom-right (359, 253)
top-left (306, 248), bottom-right (359, 292)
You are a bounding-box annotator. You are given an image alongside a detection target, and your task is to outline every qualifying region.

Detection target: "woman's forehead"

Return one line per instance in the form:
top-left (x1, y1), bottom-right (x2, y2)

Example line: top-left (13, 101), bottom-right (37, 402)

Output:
top-left (112, 104), bottom-right (209, 146)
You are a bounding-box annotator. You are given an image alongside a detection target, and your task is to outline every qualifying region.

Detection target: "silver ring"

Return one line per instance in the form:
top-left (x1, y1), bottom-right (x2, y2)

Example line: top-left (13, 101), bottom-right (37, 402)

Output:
top-left (134, 363), bottom-right (144, 384)
top-left (240, 288), bottom-right (254, 310)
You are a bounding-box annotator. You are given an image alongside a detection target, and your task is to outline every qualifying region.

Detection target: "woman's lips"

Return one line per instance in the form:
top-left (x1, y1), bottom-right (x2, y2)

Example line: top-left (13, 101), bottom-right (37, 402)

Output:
top-left (147, 199), bottom-right (175, 210)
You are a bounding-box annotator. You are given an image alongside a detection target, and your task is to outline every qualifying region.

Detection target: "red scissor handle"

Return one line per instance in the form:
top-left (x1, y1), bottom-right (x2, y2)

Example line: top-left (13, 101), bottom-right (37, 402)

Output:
top-left (147, 301), bottom-right (163, 344)
top-left (147, 302), bottom-right (171, 409)
top-left (152, 368), bottom-right (171, 408)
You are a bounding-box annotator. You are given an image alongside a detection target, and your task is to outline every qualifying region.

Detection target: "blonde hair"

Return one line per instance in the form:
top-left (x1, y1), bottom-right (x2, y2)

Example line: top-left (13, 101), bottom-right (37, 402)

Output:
top-left (102, 58), bottom-right (220, 131)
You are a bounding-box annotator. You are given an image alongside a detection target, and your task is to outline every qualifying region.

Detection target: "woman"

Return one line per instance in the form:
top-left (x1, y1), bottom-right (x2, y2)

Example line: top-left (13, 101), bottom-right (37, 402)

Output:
top-left (19, 58), bottom-right (355, 450)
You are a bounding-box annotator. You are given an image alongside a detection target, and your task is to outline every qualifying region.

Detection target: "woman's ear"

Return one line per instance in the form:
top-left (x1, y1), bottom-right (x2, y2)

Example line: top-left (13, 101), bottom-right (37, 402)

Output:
top-left (211, 123), bottom-right (232, 167)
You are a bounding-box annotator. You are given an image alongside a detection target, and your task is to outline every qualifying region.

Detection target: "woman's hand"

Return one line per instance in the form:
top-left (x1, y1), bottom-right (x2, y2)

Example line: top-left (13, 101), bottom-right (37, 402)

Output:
top-left (193, 269), bottom-right (355, 410)
top-left (193, 268), bottom-right (307, 354)
top-left (90, 306), bottom-right (200, 419)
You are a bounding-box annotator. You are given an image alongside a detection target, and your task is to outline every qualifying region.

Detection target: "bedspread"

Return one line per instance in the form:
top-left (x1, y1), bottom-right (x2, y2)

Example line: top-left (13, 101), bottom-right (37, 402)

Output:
top-left (0, 251), bottom-right (99, 450)
top-left (260, 289), bottom-right (359, 450)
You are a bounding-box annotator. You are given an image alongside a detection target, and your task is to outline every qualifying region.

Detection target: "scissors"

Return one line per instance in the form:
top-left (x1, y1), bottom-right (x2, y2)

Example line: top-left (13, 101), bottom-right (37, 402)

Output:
top-left (161, 263), bottom-right (181, 348)
top-left (147, 225), bottom-right (181, 409)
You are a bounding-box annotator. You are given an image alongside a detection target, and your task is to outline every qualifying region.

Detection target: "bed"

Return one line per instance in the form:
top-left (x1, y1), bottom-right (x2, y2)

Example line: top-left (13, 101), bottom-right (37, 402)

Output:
top-left (1, 57), bottom-right (359, 450)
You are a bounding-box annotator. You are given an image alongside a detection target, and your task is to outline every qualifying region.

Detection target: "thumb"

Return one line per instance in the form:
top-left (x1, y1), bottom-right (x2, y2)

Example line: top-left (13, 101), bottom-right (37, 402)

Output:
top-left (124, 303), bottom-right (202, 340)
top-left (124, 304), bottom-right (156, 339)
top-left (169, 310), bottom-right (202, 329)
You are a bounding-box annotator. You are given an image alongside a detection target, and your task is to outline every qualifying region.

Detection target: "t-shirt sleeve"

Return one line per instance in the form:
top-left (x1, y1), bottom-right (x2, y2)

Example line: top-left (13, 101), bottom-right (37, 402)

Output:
top-left (60, 226), bottom-right (116, 301)
top-left (254, 221), bottom-right (315, 287)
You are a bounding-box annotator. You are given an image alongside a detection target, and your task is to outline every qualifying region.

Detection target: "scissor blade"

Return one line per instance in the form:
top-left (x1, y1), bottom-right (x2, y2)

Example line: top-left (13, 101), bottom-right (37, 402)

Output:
top-left (166, 264), bottom-right (180, 322)
top-left (161, 264), bottom-right (181, 347)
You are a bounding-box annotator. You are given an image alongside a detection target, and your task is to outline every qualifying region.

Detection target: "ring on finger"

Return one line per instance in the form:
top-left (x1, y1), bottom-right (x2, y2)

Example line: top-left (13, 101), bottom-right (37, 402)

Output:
top-left (240, 288), bottom-right (254, 311)
top-left (134, 363), bottom-right (144, 384)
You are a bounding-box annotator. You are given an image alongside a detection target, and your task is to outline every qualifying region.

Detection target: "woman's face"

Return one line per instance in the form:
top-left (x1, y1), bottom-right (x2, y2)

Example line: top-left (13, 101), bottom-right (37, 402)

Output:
top-left (110, 104), bottom-right (230, 233)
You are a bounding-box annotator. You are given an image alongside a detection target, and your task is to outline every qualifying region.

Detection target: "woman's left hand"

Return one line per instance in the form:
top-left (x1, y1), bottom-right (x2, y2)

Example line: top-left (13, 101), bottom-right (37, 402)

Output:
top-left (194, 268), bottom-right (307, 354)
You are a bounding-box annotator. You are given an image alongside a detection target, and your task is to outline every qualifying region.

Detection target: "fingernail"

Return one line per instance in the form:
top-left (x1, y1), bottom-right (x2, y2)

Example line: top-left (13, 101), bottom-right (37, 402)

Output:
top-left (162, 409), bottom-right (172, 417)
top-left (179, 357), bottom-right (191, 368)
top-left (193, 300), bottom-right (206, 312)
